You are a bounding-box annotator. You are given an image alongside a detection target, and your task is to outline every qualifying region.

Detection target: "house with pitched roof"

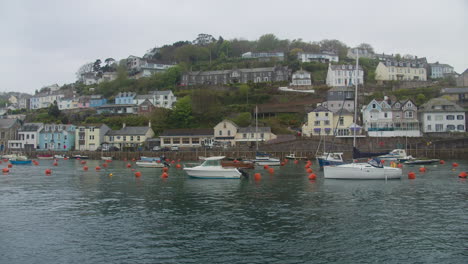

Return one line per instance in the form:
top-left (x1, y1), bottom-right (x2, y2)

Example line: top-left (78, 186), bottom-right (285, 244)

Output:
top-left (375, 59), bottom-right (427, 81)
top-left (440, 87), bottom-right (468, 107)
top-left (326, 64), bottom-right (364, 87)
top-left (456, 69), bottom-right (468, 87)
top-left (213, 120), bottom-right (239, 147)
top-left (428, 62), bottom-right (454, 79)
top-left (104, 123), bottom-right (154, 150)
top-left (115, 92), bottom-right (136, 105)
top-left (321, 86), bottom-right (355, 113)
top-left (159, 128), bottom-right (214, 148)
top-left (291, 70), bottom-right (312, 86)
top-left (302, 105), bottom-right (357, 137)
top-left (0, 119), bottom-right (22, 151)
top-left (8, 122), bottom-right (43, 150)
top-left (89, 95), bottom-right (107, 108)
top-left (38, 124), bottom-right (76, 151)
top-left (362, 98), bottom-right (421, 137)
top-left (234, 126), bottom-right (277, 145)
top-left (134, 90), bottom-right (176, 109)
top-left (297, 52), bottom-right (339, 63)
top-left (75, 124), bottom-right (111, 151)
top-left (418, 98), bottom-right (465, 133)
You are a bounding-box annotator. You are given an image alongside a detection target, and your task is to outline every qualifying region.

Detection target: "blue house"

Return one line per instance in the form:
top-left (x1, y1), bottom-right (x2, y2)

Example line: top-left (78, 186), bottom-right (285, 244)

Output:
top-left (38, 124), bottom-right (76, 151)
top-left (115, 92), bottom-right (136, 105)
top-left (89, 95), bottom-right (107, 108)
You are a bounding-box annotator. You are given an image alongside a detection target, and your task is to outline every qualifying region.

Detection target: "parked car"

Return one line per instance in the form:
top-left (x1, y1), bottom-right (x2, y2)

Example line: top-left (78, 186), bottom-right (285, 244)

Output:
top-left (170, 146), bottom-right (179, 151)
top-left (152, 146), bottom-right (161, 151)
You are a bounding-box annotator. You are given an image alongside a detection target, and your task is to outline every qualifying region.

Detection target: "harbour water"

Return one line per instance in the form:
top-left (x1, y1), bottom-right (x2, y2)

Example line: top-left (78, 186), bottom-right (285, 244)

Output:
top-left (0, 159), bottom-right (466, 263)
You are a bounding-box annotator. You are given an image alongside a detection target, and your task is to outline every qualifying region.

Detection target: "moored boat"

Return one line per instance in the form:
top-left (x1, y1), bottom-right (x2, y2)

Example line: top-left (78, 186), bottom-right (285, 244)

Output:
top-left (403, 159), bottom-right (440, 165)
top-left (378, 149), bottom-right (410, 161)
top-left (54, 154), bottom-right (68, 159)
top-left (10, 159), bottom-right (32, 165)
top-left (37, 154), bottom-right (54, 160)
top-left (72, 155), bottom-right (89, 159)
top-left (136, 161), bottom-right (164, 168)
top-left (324, 158), bottom-right (402, 180)
top-left (285, 153), bottom-right (307, 160)
top-left (101, 156), bottom-right (113, 161)
top-left (140, 156), bottom-right (161, 162)
top-left (316, 152), bottom-right (344, 168)
top-left (252, 152), bottom-right (281, 166)
top-left (184, 156), bottom-right (244, 179)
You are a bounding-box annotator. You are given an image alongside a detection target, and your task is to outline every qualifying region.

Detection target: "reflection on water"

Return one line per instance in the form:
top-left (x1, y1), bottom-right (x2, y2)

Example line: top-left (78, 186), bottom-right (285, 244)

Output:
top-left (0, 159), bottom-right (466, 263)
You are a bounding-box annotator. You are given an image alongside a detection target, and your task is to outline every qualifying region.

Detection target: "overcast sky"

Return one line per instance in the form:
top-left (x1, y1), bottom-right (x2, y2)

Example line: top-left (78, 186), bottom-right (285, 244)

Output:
top-left (1, 0), bottom-right (467, 94)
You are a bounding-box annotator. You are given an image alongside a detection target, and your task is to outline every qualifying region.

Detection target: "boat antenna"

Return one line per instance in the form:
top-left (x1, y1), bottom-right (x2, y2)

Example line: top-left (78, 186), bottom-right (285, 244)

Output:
top-left (353, 49), bottom-right (359, 147)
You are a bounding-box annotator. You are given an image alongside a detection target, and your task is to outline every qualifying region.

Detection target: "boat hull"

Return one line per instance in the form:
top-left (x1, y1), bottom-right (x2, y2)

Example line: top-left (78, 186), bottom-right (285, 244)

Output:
top-left (10, 160), bottom-right (32, 165)
top-left (254, 160), bottom-right (281, 166)
top-left (184, 167), bottom-right (241, 179)
top-left (136, 161), bottom-right (164, 168)
top-left (324, 163), bottom-right (402, 179)
top-left (37, 155), bottom-right (54, 160)
top-left (403, 159), bottom-right (439, 165)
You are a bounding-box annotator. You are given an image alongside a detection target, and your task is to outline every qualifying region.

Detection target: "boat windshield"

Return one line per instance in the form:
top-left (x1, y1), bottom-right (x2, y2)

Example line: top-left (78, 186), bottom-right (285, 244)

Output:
top-left (201, 159), bottom-right (222, 167)
top-left (368, 158), bottom-right (384, 168)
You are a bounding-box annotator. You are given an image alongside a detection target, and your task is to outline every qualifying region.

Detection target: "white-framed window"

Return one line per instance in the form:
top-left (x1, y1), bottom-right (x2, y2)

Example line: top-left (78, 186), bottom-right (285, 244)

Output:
top-left (404, 111), bottom-right (413, 118)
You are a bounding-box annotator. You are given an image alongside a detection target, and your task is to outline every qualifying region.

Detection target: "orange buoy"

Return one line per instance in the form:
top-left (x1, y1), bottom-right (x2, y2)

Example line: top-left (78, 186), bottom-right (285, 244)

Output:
top-left (263, 165), bottom-right (269, 170)
top-left (2, 168), bottom-right (9, 173)
top-left (294, 160), bottom-right (299, 164)
top-left (83, 166), bottom-right (88, 171)
top-left (268, 168), bottom-right (274, 174)
top-left (163, 167), bottom-right (168, 172)
top-left (64, 157), bottom-right (69, 160)
top-left (126, 163), bottom-right (132, 168)
top-left (452, 162), bottom-right (459, 168)
top-left (305, 164), bottom-right (310, 169)
top-left (308, 173), bottom-right (317, 180)
top-left (102, 163), bottom-right (108, 168)
top-left (408, 172), bottom-right (416, 179)
top-left (53, 162), bottom-right (58, 166)
top-left (177, 159), bottom-right (181, 162)
top-left (171, 160), bottom-right (175, 164)
top-left (439, 160), bottom-right (445, 165)
top-left (380, 160), bottom-right (385, 164)
top-left (306, 168), bottom-right (313, 173)
top-left (161, 172), bottom-right (168, 178)
top-left (135, 171), bottom-right (142, 177)
top-left (45, 169), bottom-right (52, 175)
top-left (95, 166), bottom-right (101, 171)
top-left (106, 159), bottom-right (112, 163)
top-left (419, 167), bottom-right (426, 173)
top-left (280, 162), bottom-right (285, 166)
top-left (397, 163), bottom-right (403, 168)
top-left (176, 164), bottom-right (182, 169)
top-left (131, 158), bottom-right (136, 162)
top-left (254, 173), bottom-right (261, 181)
top-left (458, 171), bottom-right (467, 178)
top-left (8, 163), bottom-right (12, 168)
top-left (80, 161), bottom-right (86, 165)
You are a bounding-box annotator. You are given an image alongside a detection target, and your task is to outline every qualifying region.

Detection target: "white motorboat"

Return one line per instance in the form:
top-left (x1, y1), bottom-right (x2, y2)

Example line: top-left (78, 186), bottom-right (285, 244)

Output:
top-left (183, 156), bottom-right (242, 179)
top-left (136, 161), bottom-right (164, 168)
top-left (54, 154), bottom-right (68, 159)
top-left (316, 152), bottom-right (344, 168)
top-left (101, 156), bottom-right (113, 161)
top-left (252, 152), bottom-right (281, 166)
top-left (324, 158), bottom-right (402, 180)
top-left (378, 149), bottom-right (410, 161)
top-left (285, 153), bottom-right (307, 160)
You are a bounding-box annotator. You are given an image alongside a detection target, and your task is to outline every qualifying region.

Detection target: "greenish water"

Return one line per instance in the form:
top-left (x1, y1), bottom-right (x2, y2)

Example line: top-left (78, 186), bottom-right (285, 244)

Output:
top-left (0, 159), bottom-right (466, 263)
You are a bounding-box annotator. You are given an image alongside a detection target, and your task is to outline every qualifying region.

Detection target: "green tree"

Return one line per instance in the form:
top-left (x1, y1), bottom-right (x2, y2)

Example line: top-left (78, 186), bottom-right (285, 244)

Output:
top-left (168, 96), bottom-right (195, 128)
top-left (231, 112), bottom-right (252, 127)
top-left (48, 100), bottom-right (60, 118)
top-left (415, 93), bottom-right (426, 105)
top-left (256, 34), bottom-right (280, 52)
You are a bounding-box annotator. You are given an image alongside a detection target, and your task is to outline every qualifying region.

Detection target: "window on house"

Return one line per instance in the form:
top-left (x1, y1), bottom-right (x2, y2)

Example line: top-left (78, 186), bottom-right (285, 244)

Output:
top-left (137, 136), bottom-right (140, 141)
top-left (446, 115), bottom-right (455, 120)
top-left (405, 111), bottom-right (413, 118)
top-left (227, 130), bottom-right (231, 136)
top-left (192, 138), bottom-right (199, 144)
top-left (173, 138), bottom-right (180, 144)
top-left (314, 121), bottom-right (320, 126)
top-left (339, 117), bottom-right (344, 125)
top-left (26, 134), bottom-right (29, 139)
top-left (223, 123), bottom-right (226, 128)
top-left (89, 128), bottom-right (94, 132)
top-left (219, 131), bottom-right (222, 136)
top-left (384, 113), bottom-right (388, 118)
top-left (447, 125), bottom-right (455, 131)
top-left (427, 115), bottom-right (431, 121)
top-left (457, 115), bottom-right (464, 120)
top-left (32, 134), bottom-right (34, 139)
top-left (243, 133), bottom-right (247, 138)
top-left (251, 133), bottom-right (254, 138)
top-left (163, 138), bottom-right (171, 144)
top-left (130, 136), bottom-right (134, 141)
top-left (123, 136), bottom-right (126, 141)
top-left (457, 125), bottom-right (465, 131)
top-left (79, 128), bottom-right (85, 132)
top-left (182, 138), bottom-right (190, 144)
top-left (435, 124), bottom-right (443, 132)
top-left (324, 120), bottom-right (330, 125)
top-left (315, 113), bottom-right (319, 117)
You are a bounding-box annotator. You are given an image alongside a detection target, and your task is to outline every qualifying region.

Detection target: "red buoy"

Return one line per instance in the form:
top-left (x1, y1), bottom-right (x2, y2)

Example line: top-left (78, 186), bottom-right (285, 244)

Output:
top-left (408, 172), bottom-right (416, 179)
top-left (439, 160), bottom-right (445, 165)
top-left (452, 162), bottom-right (459, 168)
top-left (83, 166), bottom-right (88, 171)
top-left (161, 172), bottom-right (168, 178)
top-left (263, 165), bottom-right (269, 170)
top-left (280, 162), bottom-right (285, 166)
top-left (53, 162), bottom-right (58, 166)
top-left (268, 168), bottom-right (274, 174)
top-left (397, 163), bottom-right (403, 168)
top-left (176, 164), bottom-right (182, 169)
top-left (458, 171), bottom-right (467, 178)
top-left (8, 164), bottom-right (12, 168)
top-left (163, 167), bottom-right (168, 172)
top-left (419, 167), bottom-right (426, 173)
top-left (304, 164), bottom-right (310, 169)
top-left (95, 166), bottom-right (101, 171)
top-left (80, 161), bottom-right (86, 165)
top-left (126, 163), bottom-right (132, 168)
top-left (254, 173), bottom-right (261, 181)
top-left (45, 169), bottom-right (52, 175)
top-left (308, 173), bottom-right (317, 180)
top-left (380, 160), bottom-right (385, 164)
top-left (2, 168), bottom-right (9, 173)
top-left (102, 163), bottom-right (108, 168)
top-left (306, 168), bottom-right (313, 173)
top-left (135, 171), bottom-right (142, 177)
top-left (294, 160), bottom-right (299, 164)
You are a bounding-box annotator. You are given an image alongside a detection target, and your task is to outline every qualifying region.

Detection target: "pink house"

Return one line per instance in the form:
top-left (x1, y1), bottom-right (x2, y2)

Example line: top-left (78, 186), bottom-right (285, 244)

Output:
top-left (77, 96), bottom-right (90, 108)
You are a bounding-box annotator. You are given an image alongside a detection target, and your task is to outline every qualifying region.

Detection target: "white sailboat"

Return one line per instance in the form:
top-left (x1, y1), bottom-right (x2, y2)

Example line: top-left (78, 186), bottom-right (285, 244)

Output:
top-left (251, 105), bottom-right (280, 166)
top-left (324, 49), bottom-right (402, 180)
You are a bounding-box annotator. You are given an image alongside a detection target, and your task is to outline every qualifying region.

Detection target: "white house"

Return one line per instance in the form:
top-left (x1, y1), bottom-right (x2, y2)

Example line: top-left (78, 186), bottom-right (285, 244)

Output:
top-left (58, 97), bottom-right (79, 110)
top-left (291, 70), bottom-right (312, 86)
top-left (419, 98), bottom-right (465, 133)
top-left (428, 62), bottom-right (454, 79)
top-left (7, 123), bottom-right (43, 150)
top-left (326, 64), bottom-right (364, 87)
top-left (134, 90), bottom-right (177, 109)
top-left (30, 91), bottom-right (66, 110)
top-left (297, 52), bottom-right (339, 63)
top-left (375, 60), bottom-right (427, 81)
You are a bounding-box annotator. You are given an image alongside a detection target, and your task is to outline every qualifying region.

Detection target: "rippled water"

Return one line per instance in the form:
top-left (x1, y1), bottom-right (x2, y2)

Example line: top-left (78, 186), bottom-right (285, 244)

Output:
top-left (0, 159), bottom-right (466, 263)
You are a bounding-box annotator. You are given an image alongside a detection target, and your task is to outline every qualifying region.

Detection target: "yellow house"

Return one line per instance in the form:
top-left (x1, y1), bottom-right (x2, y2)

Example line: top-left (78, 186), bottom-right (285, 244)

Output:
top-left (214, 120), bottom-right (239, 146)
top-left (234, 126), bottom-right (277, 145)
top-left (75, 124), bottom-right (111, 151)
top-left (104, 122), bottom-right (154, 150)
top-left (375, 61), bottom-right (427, 82)
top-left (302, 106), bottom-right (356, 136)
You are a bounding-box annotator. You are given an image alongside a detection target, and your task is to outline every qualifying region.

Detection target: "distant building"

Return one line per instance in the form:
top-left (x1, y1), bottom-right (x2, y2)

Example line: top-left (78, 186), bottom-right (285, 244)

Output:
top-left (181, 66), bottom-right (290, 86)
top-left (160, 128), bottom-right (214, 148)
top-left (428, 62), bottom-right (454, 79)
top-left (375, 60), bottom-right (427, 81)
top-left (89, 95), bottom-right (107, 108)
top-left (97, 72), bottom-right (118, 83)
top-left (127, 55), bottom-right (175, 79)
top-left (38, 124), bottom-right (76, 151)
top-left (326, 64), bottom-right (364, 87)
top-left (75, 124), bottom-right (110, 151)
top-left (213, 119), bottom-right (239, 147)
top-left (297, 52), bottom-right (339, 63)
top-left (115, 92), bottom-right (136, 105)
top-left (0, 119), bottom-right (22, 151)
top-left (241, 52), bottom-right (284, 61)
top-left (419, 98), bottom-right (465, 133)
top-left (456, 69), bottom-right (468, 86)
top-left (234, 126), bottom-right (277, 145)
top-left (441, 87), bottom-right (468, 107)
top-left (8, 123), bottom-right (43, 150)
top-left (96, 104), bottom-right (137, 115)
top-left (105, 123), bottom-right (154, 150)
top-left (302, 106), bottom-right (357, 137)
top-left (134, 90), bottom-right (177, 109)
top-left (347, 48), bottom-right (374, 59)
top-left (291, 70), bottom-right (312, 86)
top-left (137, 99), bottom-right (156, 114)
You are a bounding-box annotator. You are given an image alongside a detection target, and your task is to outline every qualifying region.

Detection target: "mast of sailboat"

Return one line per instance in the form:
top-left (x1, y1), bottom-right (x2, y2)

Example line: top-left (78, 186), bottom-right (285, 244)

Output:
top-left (353, 49), bottom-right (359, 147)
top-left (255, 105), bottom-right (258, 151)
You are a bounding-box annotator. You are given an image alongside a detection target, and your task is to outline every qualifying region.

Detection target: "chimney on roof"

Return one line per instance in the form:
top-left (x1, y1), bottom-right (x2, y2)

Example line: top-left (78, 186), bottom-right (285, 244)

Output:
top-left (122, 123), bottom-right (126, 128)
top-left (148, 121), bottom-right (151, 128)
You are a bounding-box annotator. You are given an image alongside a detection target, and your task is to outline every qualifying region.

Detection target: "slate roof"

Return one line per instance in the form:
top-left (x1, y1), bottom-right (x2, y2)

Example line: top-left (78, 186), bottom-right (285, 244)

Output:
top-left (160, 128), bottom-right (213, 137)
top-left (0, 119), bottom-right (19, 129)
top-left (238, 126), bottom-right (271, 133)
top-left (419, 98), bottom-right (465, 112)
top-left (107, 127), bottom-right (151, 136)
top-left (19, 122), bottom-right (43, 132)
top-left (312, 105), bottom-right (331, 112)
top-left (441, 87), bottom-right (468, 94)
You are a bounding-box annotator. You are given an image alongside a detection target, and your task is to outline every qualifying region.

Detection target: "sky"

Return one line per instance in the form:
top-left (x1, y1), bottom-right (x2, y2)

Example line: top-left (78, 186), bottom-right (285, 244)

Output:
top-left (0, 0), bottom-right (467, 94)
